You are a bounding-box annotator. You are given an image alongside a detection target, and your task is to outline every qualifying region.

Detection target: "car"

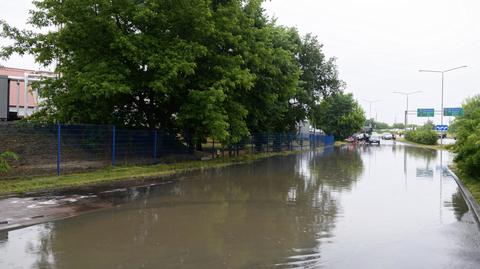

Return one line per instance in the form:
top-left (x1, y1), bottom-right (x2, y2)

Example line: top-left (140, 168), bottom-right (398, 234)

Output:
top-left (345, 136), bottom-right (356, 143)
top-left (368, 135), bottom-right (381, 145)
top-left (353, 133), bottom-right (366, 141)
top-left (382, 133), bottom-right (393, 140)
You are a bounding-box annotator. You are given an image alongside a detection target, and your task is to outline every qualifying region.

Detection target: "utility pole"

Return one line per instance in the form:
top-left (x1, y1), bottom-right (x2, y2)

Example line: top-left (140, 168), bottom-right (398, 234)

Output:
top-left (362, 99), bottom-right (381, 126)
top-left (393, 91), bottom-right (421, 132)
top-left (419, 66), bottom-right (467, 145)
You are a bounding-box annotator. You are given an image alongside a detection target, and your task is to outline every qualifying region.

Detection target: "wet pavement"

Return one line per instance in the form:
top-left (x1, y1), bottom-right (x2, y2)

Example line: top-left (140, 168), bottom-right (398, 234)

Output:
top-left (1, 142), bottom-right (480, 269)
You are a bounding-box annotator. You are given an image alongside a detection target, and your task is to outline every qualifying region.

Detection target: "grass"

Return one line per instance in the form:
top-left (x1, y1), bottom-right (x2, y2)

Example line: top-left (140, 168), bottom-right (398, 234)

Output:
top-left (450, 166), bottom-right (480, 204)
top-left (0, 150), bottom-right (308, 196)
top-left (334, 141), bottom-right (348, 146)
top-left (397, 138), bottom-right (453, 151)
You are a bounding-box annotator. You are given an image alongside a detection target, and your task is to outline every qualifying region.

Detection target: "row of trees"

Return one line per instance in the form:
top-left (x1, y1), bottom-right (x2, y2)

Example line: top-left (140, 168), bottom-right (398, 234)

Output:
top-left (1, 0), bottom-right (364, 149)
top-left (363, 120), bottom-right (406, 130)
top-left (451, 95), bottom-right (480, 177)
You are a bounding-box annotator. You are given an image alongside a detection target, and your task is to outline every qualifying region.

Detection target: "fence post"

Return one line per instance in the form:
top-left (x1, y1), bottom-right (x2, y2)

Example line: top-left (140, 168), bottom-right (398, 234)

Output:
top-left (251, 136), bottom-right (254, 155)
top-left (300, 135), bottom-right (303, 151)
top-left (56, 123), bottom-right (61, 176)
top-left (153, 129), bottom-right (158, 163)
top-left (289, 134), bottom-right (292, 151)
top-left (212, 138), bottom-right (215, 159)
top-left (112, 125), bottom-right (116, 167)
top-left (266, 134), bottom-right (269, 153)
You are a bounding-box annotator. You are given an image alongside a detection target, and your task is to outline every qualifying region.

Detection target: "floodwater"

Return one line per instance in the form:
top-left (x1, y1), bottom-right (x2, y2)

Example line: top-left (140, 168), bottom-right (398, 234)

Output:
top-left (1, 143), bottom-right (480, 269)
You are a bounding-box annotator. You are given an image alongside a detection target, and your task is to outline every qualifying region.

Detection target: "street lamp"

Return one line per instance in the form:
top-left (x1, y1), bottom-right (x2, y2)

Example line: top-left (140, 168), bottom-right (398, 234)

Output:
top-left (393, 91), bottom-right (422, 131)
top-left (419, 65), bottom-right (467, 144)
top-left (362, 99), bottom-right (381, 120)
top-left (362, 99), bottom-right (381, 129)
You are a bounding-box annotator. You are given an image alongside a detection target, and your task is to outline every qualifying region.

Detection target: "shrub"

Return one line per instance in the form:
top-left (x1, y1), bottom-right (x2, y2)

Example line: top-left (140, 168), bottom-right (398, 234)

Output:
top-left (0, 151), bottom-right (19, 173)
top-left (405, 126), bottom-right (438, 145)
top-left (451, 96), bottom-right (480, 177)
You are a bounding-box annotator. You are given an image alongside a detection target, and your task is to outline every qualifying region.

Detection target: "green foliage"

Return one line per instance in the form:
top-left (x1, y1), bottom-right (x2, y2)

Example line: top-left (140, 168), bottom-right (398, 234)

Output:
top-left (392, 123), bottom-right (405, 129)
top-left (405, 124), bottom-right (438, 145)
top-left (0, 151), bottom-right (18, 173)
top-left (293, 33), bottom-right (343, 124)
top-left (374, 121), bottom-right (390, 130)
top-left (1, 0), bottom-right (346, 149)
top-left (365, 119), bottom-right (390, 130)
top-left (451, 95), bottom-right (480, 177)
top-left (311, 93), bottom-right (366, 140)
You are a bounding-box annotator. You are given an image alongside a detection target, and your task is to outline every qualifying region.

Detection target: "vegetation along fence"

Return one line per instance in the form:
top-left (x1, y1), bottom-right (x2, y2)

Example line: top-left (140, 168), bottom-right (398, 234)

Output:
top-left (0, 123), bottom-right (335, 178)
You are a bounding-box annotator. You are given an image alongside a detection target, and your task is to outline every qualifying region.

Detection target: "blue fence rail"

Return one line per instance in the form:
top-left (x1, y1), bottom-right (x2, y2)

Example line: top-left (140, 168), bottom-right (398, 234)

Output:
top-left (0, 123), bottom-right (334, 178)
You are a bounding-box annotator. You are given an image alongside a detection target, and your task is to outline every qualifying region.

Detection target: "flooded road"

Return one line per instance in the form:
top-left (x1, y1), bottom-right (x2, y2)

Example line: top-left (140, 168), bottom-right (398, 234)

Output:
top-left (1, 143), bottom-right (480, 268)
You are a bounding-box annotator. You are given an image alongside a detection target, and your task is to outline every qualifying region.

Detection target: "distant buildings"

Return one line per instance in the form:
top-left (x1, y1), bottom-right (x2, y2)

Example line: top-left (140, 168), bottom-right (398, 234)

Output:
top-left (0, 66), bottom-right (55, 120)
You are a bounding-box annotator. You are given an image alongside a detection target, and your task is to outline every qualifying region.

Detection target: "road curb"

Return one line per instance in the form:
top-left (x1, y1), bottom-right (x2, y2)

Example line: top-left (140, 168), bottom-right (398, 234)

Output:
top-left (446, 167), bottom-right (480, 222)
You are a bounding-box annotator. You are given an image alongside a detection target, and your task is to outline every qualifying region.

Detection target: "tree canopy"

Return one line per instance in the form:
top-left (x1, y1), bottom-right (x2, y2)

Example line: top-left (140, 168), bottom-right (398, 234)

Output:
top-left (1, 0), bottom-right (348, 149)
top-left (451, 95), bottom-right (480, 177)
top-left (310, 93), bottom-right (365, 140)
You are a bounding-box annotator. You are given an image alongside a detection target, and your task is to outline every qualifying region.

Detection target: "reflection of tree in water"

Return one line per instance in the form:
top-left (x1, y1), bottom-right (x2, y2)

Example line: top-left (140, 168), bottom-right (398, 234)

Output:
top-left (28, 224), bottom-right (56, 269)
top-left (22, 149), bottom-right (363, 269)
top-left (449, 189), bottom-right (469, 221)
top-left (304, 147), bottom-right (364, 192)
top-left (2, 224), bottom-right (57, 269)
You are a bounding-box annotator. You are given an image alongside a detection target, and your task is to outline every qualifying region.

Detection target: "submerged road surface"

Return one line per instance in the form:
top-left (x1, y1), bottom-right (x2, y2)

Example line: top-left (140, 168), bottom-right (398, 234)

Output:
top-left (1, 143), bottom-right (480, 268)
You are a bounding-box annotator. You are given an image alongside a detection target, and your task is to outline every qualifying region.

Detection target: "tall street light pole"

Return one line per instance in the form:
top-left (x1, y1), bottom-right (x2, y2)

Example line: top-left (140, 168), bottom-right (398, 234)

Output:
top-left (362, 99), bottom-right (381, 126)
top-left (419, 66), bottom-right (467, 145)
top-left (393, 91), bottom-right (422, 131)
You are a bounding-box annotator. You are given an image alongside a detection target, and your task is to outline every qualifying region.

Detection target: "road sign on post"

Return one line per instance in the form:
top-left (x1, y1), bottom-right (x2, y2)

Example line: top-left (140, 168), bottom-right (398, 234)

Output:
top-left (435, 125), bottom-right (448, 132)
top-left (417, 108), bottom-right (435, 117)
top-left (444, 107), bottom-right (464, 117)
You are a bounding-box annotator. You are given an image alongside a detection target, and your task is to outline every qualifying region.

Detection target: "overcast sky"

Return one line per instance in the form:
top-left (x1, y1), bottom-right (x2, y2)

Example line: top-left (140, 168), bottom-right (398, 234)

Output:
top-left (1, 0), bottom-right (479, 124)
top-left (264, 0), bottom-right (479, 124)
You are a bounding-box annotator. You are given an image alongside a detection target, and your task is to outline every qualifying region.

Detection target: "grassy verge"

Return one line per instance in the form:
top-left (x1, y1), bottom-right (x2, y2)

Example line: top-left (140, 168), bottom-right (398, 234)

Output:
top-left (335, 141), bottom-right (348, 146)
top-left (397, 138), bottom-right (452, 151)
top-left (450, 166), bottom-right (480, 204)
top-left (0, 150), bottom-right (309, 196)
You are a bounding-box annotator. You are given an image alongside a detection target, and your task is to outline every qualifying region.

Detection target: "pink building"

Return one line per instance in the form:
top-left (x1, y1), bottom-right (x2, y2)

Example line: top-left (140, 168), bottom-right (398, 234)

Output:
top-left (0, 66), bottom-right (55, 118)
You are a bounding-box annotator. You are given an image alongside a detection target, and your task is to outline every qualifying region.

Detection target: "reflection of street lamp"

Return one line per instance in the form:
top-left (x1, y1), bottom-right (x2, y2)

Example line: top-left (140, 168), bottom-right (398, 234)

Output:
top-left (419, 66), bottom-right (467, 145)
top-left (393, 91), bottom-right (421, 131)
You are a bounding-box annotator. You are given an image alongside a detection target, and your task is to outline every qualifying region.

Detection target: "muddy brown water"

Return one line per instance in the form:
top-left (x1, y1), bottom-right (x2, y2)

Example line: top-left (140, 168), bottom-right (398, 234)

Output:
top-left (1, 143), bottom-right (480, 269)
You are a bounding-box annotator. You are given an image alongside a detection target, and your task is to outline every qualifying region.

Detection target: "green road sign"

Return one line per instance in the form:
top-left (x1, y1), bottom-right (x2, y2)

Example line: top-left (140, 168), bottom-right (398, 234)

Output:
top-left (444, 107), bottom-right (464, 117)
top-left (417, 108), bottom-right (435, 117)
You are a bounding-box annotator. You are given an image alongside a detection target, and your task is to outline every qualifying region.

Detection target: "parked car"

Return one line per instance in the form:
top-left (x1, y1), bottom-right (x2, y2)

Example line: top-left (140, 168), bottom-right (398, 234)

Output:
top-left (369, 135), bottom-right (381, 145)
top-left (382, 133), bottom-right (393, 140)
top-left (345, 136), bottom-right (356, 143)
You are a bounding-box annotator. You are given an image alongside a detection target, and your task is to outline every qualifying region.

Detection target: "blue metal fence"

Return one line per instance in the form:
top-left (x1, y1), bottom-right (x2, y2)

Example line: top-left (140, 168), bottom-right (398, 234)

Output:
top-left (0, 123), bottom-right (334, 178)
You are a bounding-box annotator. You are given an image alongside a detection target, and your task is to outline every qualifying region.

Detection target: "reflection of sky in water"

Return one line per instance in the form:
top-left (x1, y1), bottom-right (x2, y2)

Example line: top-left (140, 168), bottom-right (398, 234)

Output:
top-left (0, 224), bottom-right (56, 269)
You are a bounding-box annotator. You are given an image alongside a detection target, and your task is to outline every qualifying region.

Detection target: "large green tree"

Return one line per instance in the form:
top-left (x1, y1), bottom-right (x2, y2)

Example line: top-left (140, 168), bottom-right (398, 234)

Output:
top-left (451, 95), bottom-right (480, 177)
top-left (2, 0), bottom-right (213, 129)
top-left (1, 0), bottom-right (347, 150)
top-left (311, 93), bottom-right (365, 139)
top-left (294, 34), bottom-right (343, 122)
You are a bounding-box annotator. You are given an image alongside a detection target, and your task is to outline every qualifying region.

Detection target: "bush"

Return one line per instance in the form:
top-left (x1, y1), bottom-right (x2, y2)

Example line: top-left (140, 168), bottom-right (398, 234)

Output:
top-left (451, 96), bottom-right (480, 177)
top-left (405, 126), bottom-right (438, 145)
top-left (0, 151), bottom-right (18, 173)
